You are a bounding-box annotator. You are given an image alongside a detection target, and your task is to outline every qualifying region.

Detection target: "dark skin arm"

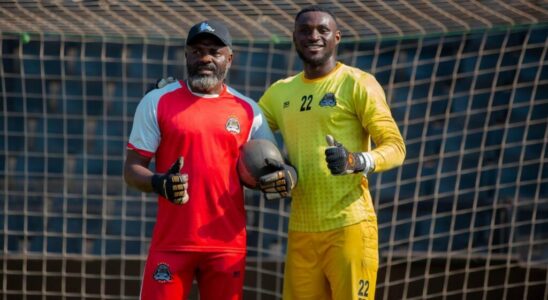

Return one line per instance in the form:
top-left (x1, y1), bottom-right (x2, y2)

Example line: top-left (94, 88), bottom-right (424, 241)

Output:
top-left (123, 149), bottom-right (154, 193)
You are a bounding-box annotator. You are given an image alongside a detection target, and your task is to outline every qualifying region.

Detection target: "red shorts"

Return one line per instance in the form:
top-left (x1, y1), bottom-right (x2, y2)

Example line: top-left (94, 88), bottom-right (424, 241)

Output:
top-left (140, 250), bottom-right (246, 300)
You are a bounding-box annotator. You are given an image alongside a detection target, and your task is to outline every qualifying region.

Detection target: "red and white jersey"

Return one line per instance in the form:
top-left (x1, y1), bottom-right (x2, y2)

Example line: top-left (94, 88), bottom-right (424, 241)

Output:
top-left (127, 80), bottom-right (276, 253)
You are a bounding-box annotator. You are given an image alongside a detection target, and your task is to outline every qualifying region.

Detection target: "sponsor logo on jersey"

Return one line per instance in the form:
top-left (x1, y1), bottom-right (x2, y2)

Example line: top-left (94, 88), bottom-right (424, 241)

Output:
top-left (226, 116), bottom-right (241, 134)
top-left (153, 263), bottom-right (172, 283)
top-left (199, 22), bottom-right (215, 33)
top-left (283, 101), bottom-right (290, 108)
top-left (319, 93), bottom-right (336, 107)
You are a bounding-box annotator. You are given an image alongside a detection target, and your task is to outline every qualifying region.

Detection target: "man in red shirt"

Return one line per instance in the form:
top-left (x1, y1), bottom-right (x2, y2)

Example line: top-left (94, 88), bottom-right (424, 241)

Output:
top-left (124, 20), bottom-right (296, 300)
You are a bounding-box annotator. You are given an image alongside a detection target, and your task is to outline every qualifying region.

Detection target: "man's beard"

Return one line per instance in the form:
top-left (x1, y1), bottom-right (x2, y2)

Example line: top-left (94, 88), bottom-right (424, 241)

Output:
top-left (296, 46), bottom-right (334, 67)
top-left (187, 63), bottom-right (227, 92)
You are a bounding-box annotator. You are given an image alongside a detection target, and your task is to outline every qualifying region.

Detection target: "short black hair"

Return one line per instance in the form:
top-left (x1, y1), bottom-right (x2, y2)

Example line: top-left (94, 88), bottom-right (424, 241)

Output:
top-left (295, 5), bottom-right (337, 24)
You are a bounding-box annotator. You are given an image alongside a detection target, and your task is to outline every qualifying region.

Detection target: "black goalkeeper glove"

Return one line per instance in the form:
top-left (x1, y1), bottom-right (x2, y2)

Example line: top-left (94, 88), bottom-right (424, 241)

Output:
top-left (145, 77), bottom-right (177, 93)
top-left (325, 135), bottom-right (369, 175)
top-left (258, 158), bottom-right (298, 200)
top-left (151, 156), bottom-right (189, 204)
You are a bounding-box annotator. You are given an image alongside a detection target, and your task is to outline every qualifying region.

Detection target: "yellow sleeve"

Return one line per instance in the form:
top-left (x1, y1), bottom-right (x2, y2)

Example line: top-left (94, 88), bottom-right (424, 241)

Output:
top-left (258, 85), bottom-right (280, 132)
top-left (356, 74), bottom-right (406, 172)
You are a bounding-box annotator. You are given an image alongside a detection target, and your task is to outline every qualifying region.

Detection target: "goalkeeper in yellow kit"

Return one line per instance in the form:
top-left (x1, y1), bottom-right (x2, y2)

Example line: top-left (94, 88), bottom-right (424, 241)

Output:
top-left (258, 5), bottom-right (406, 300)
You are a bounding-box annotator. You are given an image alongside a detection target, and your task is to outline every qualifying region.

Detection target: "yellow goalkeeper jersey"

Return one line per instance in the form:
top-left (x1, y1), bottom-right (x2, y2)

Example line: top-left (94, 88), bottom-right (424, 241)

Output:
top-left (259, 62), bottom-right (406, 232)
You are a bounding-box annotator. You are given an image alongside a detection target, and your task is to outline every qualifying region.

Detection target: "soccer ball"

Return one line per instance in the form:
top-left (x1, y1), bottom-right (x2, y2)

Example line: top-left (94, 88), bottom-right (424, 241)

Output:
top-left (237, 139), bottom-right (284, 189)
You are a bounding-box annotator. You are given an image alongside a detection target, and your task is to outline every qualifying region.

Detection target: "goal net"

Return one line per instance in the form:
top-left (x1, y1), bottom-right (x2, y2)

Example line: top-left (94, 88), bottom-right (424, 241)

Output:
top-left (1, 1), bottom-right (547, 299)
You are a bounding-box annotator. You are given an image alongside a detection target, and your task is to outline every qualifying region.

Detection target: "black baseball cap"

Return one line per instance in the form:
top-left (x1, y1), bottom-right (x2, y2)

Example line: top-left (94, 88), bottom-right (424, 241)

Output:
top-left (186, 20), bottom-right (232, 49)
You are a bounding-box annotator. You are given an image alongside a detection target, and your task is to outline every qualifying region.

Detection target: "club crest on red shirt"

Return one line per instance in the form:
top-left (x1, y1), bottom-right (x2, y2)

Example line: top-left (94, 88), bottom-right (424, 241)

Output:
top-left (226, 116), bottom-right (241, 134)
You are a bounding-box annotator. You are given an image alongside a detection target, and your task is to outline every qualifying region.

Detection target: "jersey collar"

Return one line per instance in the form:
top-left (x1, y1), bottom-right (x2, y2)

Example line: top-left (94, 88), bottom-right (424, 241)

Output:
top-left (185, 81), bottom-right (226, 98)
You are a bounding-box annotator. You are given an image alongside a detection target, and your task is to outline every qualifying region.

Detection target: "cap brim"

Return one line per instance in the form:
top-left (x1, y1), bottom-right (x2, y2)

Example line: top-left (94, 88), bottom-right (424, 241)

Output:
top-left (186, 32), bottom-right (231, 48)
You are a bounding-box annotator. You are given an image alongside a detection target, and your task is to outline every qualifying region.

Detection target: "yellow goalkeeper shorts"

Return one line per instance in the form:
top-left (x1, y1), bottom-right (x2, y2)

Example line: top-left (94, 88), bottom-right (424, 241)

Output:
top-left (283, 220), bottom-right (379, 300)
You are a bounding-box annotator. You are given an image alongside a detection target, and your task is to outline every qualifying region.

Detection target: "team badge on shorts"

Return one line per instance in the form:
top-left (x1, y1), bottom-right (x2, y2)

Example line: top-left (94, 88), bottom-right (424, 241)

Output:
top-left (225, 116), bottom-right (241, 134)
top-left (153, 263), bottom-right (172, 283)
top-left (319, 92), bottom-right (337, 107)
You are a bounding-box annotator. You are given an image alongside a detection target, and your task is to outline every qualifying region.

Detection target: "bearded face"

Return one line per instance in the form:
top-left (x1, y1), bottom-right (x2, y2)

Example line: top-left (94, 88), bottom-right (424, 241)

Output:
top-left (187, 61), bottom-right (228, 92)
top-left (185, 36), bottom-right (232, 94)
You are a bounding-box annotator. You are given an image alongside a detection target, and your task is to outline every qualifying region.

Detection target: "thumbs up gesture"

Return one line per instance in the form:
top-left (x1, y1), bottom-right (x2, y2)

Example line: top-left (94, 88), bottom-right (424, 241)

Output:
top-left (325, 135), bottom-right (368, 175)
top-left (151, 156), bottom-right (189, 204)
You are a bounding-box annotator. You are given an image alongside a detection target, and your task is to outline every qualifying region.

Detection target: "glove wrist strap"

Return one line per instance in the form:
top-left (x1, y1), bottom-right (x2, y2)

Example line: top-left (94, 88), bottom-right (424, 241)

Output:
top-left (351, 152), bottom-right (367, 173)
top-left (352, 152), bottom-right (375, 175)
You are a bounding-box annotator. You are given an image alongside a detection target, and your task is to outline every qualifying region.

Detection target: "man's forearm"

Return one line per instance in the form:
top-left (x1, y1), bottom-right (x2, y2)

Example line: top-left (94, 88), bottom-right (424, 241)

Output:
top-left (124, 164), bottom-right (154, 193)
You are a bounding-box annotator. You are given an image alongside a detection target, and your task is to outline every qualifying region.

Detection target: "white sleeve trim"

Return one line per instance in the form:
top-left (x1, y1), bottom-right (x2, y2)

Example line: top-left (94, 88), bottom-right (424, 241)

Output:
top-left (128, 81), bottom-right (181, 153)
